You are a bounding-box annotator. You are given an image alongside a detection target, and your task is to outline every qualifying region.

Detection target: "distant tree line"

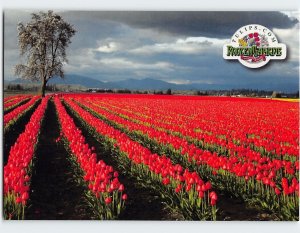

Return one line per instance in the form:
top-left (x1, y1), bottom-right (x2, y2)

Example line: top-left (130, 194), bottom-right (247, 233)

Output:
top-left (4, 83), bottom-right (84, 92)
top-left (5, 84), bottom-right (299, 98)
top-left (7, 84), bottom-right (24, 91)
top-left (195, 89), bottom-right (299, 98)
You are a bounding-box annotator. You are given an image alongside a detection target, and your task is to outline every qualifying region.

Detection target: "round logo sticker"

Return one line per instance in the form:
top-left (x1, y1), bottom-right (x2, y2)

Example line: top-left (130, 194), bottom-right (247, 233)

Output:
top-left (223, 24), bottom-right (287, 68)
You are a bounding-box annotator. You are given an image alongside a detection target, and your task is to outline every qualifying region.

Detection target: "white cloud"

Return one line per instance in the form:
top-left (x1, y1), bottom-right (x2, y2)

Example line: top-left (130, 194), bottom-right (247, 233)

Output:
top-left (99, 58), bottom-right (174, 71)
top-left (167, 79), bottom-right (191, 84)
top-left (95, 42), bottom-right (119, 53)
top-left (64, 46), bottom-right (177, 77)
top-left (273, 24), bottom-right (299, 62)
top-left (130, 36), bottom-right (228, 55)
top-left (281, 11), bottom-right (300, 21)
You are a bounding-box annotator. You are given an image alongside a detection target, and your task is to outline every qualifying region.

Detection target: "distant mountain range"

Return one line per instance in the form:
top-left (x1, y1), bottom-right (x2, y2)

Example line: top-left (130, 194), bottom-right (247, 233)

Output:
top-left (7, 75), bottom-right (116, 89)
top-left (6, 74), bottom-right (298, 92)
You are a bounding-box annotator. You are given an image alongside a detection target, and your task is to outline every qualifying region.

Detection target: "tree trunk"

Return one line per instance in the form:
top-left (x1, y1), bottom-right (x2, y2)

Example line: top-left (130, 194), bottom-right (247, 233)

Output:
top-left (41, 77), bottom-right (47, 97)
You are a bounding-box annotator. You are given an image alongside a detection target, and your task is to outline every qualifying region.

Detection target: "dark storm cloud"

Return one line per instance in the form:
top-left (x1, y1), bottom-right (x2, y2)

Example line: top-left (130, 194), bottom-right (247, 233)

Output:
top-left (63, 11), bottom-right (298, 38)
top-left (3, 10), bottom-right (299, 92)
top-left (146, 51), bottom-right (298, 81)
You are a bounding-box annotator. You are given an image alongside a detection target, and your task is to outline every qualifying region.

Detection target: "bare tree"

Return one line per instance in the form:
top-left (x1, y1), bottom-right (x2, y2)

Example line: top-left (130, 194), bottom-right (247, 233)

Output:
top-left (15, 10), bottom-right (76, 97)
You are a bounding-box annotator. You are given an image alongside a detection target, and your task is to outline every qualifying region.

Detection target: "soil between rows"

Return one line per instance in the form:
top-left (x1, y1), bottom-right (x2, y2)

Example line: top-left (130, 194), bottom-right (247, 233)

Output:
top-left (25, 100), bottom-right (93, 220)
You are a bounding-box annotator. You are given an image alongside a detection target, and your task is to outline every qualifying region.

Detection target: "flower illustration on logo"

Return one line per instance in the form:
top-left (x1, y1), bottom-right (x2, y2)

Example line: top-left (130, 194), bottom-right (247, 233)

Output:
top-left (223, 24), bottom-right (286, 68)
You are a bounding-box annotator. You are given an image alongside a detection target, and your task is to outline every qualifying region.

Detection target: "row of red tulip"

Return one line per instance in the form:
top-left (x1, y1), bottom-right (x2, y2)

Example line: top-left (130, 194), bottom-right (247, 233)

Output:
top-left (63, 97), bottom-right (218, 220)
top-left (53, 97), bottom-right (126, 219)
top-left (79, 97), bottom-right (299, 188)
top-left (4, 95), bottom-right (19, 104)
top-left (74, 97), bottom-right (298, 220)
top-left (88, 99), bottom-right (298, 178)
top-left (4, 96), bottom-right (31, 112)
top-left (4, 95), bottom-right (30, 104)
top-left (4, 96), bottom-right (40, 133)
top-left (94, 97), bottom-right (298, 159)
top-left (103, 98), bottom-right (297, 158)
top-left (3, 96), bottom-right (49, 220)
top-left (89, 99), bottom-right (297, 166)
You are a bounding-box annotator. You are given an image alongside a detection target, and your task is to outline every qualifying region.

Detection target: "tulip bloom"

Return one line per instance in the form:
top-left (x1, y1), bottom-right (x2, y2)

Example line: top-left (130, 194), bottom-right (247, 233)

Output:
top-left (105, 197), bottom-right (112, 204)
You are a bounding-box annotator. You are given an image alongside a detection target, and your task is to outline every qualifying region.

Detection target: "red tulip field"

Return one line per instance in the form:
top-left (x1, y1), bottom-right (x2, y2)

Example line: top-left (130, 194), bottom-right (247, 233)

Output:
top-left (3, 94), bottom-right (299, 220)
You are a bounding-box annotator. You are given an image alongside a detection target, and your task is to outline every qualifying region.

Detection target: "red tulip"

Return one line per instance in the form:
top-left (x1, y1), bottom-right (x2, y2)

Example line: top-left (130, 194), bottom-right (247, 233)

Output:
top-left (274, 187), bottom-right (281, 195)
top-left (122, 194), bottom-right (128, 200)
top-left (198, 191), bottom-right (204, 198)
top-left (119, 184), bottom-right (125, 192)
top-left (175, 184), bottom-right (182, 193)
top-left (21, 192), bottom-right (29, 201)
top-left (209, 191), bottom-right (218, 201)
top-left (205, 182), bottom-right (212, 190)
top-left (210, 199), bottom-right (217, 206)
top-left (16, 197), bottom-right (22, 204)
top-left (162, 177), bottom-right (170, 185)
top-left (105, 197), bottom-right (112, 204)
top-left (185, 184), bottom-right (192, 192)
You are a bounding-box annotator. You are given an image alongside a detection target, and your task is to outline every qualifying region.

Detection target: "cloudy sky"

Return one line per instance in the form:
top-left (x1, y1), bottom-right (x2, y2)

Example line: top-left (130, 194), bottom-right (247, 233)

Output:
top-left (3, 10), bottom-right (300, 91)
